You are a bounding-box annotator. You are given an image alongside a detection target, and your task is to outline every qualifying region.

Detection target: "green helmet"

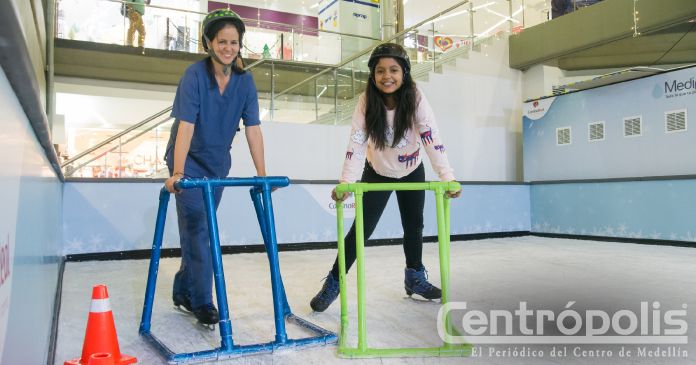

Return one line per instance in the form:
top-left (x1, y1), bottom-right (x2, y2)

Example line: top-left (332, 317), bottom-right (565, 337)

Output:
top-left (201, 9), bottom-right (245, 51)
top-left (368, 43), bottom-right (411, 74)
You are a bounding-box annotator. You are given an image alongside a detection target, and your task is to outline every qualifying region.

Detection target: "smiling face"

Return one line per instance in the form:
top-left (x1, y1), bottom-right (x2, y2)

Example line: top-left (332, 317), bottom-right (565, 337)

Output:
top-left (210, 24), bottom-right (240, 65)
top-left (372, 57), bottom-right (404, 94)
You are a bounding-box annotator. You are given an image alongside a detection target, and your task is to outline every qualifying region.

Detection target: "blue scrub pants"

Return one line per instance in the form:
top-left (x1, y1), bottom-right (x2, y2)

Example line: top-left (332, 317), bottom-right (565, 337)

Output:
top-left (173, 186), bottom-right (223, 309)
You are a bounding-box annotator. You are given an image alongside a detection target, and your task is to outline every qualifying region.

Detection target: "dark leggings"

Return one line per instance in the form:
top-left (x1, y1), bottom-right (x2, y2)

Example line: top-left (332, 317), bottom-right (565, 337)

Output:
top-left (330, 162), bottom-right (425, 279)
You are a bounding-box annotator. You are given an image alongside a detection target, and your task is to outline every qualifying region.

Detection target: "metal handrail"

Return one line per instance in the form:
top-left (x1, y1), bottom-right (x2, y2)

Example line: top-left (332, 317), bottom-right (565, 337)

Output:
top-left (245, 57), bottom-right (334, 72)
top-left (275, 0), bottom-right (471, 98)
top-left (61, 107), bottom-right (171, 167)
top-left (65, 115), bottom-right (174, 176)
top-left (245, 58), bottom-right (266, 71)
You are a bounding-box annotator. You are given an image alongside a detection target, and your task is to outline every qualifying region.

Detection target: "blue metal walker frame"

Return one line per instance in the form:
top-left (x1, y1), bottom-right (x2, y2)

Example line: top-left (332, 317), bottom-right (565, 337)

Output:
top-left (139, 177), bottom-right (337, 364)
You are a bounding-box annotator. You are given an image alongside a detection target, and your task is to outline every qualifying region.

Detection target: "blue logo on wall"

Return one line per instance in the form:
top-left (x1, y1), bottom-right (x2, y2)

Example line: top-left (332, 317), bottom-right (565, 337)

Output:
top-left (662, 76), bottom-right (696, 99)
top-left (353, 12), bottom-right (367, 19)
top-left (652, 83), bottom-right (663, 98)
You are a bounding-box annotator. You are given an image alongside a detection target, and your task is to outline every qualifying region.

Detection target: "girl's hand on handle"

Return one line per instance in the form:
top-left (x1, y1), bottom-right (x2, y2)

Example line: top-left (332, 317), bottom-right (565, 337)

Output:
top-left (446, 181), bottom-right (461, 199)
top-left (331, 188), bottom-right (352, 202)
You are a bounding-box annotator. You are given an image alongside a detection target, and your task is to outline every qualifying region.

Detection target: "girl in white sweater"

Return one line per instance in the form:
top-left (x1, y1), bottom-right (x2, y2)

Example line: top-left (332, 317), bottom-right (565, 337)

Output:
top-left (310, 43), bottom-right (461, 312)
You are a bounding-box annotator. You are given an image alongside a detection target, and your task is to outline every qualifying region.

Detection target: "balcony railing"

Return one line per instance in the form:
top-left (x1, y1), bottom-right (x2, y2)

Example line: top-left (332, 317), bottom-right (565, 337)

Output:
top-left (55, 0), bottom-right (379, 63)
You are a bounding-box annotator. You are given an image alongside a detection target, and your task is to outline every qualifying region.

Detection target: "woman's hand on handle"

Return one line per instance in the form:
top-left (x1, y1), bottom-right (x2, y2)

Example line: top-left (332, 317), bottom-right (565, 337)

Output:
top-left (166, 121), bottom-right (194, 194)
top-left (165, 173), bottom-right (183, 194)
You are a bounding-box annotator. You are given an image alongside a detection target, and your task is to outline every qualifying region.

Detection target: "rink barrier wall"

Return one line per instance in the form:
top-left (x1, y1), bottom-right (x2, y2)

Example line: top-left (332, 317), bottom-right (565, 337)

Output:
top-left (64, 231), bottom-right (696, 263)
top-left (65, 231), bottom-right (530, 262)
top-left (62, 175), bottom-right (696, 260)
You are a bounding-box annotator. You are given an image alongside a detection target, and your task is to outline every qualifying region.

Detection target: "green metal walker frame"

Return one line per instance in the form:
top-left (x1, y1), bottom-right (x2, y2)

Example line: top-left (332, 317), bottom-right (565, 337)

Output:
top-left (334, 181), bottom-right (471, 358)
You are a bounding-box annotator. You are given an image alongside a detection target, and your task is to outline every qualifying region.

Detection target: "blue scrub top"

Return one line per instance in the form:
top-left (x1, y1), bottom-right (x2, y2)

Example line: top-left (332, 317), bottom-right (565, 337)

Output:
top-left (166, 59), bottom-right (260, 178)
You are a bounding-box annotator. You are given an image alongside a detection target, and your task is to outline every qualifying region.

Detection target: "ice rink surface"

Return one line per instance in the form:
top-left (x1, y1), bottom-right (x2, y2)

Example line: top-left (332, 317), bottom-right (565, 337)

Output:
top-left (55, 237), bottom-right (696, 364)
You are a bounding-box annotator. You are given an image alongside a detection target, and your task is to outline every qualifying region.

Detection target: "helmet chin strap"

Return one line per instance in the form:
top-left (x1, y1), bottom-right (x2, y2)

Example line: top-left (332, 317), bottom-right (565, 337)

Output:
top-left (205, 36), bottom-right (234, 76)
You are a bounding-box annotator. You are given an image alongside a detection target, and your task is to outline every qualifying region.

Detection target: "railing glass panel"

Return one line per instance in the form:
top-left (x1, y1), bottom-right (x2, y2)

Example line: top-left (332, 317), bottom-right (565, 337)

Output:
top-left (55, 0), bottom-right (378, 63)
top-left (63, 114), bottom-right (173, 178)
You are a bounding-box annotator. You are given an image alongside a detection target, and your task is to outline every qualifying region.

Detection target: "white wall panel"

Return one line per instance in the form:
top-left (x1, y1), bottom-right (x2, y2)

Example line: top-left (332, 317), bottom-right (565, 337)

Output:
top-left (63, 181), bottom-right (530, 254)
top-left (0, 67), bottom-right (62, 364)
top-left (523, 66), bottom-right (696, 181)
top-left (231, 122), bottom-right (351, 180)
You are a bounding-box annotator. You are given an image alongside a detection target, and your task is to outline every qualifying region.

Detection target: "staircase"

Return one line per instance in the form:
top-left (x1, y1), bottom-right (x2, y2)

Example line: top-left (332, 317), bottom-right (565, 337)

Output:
top-left (311, 36), bottom-right (494, 126)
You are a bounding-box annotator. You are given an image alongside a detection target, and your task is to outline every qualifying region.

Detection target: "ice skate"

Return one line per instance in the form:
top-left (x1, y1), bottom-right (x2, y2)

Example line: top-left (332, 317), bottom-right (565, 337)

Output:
top-left (174, 294), bottom-right (218, 330)
top-left (404, 267), bottom-right (441, 301)
top-left (173, 293), bottom-right (193, 313)
top-left (192, 303), bottom-right (219, 331)
top-left (310, 272), bottom-right (340, 312)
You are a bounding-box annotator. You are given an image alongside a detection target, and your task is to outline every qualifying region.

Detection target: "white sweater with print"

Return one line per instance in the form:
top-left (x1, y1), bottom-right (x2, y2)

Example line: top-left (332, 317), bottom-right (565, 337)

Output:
top-left (340, 89), bottom-right (455, 183)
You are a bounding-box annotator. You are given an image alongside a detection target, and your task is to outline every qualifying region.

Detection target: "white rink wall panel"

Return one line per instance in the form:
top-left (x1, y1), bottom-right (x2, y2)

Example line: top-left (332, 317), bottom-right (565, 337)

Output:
top-left (523, 66), bottom-right (696, 181)
top-left (0, 67), bottom-right (63, 364)
top-left (62, 182), bottom-right (530, 255)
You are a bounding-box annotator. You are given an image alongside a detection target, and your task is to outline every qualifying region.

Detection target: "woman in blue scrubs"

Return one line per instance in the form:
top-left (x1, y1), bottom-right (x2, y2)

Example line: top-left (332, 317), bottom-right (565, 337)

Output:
top-left (163, 9), bottom-right (268, 326)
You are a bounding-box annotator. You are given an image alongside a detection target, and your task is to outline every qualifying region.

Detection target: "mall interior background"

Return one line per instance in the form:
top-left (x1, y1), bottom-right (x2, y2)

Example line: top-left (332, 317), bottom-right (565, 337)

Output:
top-left (54, 0), bottom-right (549, 179)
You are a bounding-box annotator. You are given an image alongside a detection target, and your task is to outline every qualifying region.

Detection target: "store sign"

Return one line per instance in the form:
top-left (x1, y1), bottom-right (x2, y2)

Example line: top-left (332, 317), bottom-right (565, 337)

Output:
top-left (663, 76), bottom-right (696, 99)
top-left (523, 97), bottom-right (555, 120)
top-left (318, 0), bottom-right (340, 31)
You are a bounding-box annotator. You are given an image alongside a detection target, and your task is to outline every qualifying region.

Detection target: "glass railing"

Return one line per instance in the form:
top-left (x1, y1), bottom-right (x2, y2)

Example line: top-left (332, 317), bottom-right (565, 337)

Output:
top-left (62, 109), bottom-right (173, 178)
top-left (61, 0), bottom-right (548, 177)
top-left (268, 0), bottom-right (535, 124)
top-left (55, 0), bottom-right (379, 63)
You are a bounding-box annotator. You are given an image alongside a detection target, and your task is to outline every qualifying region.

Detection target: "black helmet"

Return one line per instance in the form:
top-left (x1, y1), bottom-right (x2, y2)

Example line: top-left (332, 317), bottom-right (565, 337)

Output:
top-left (368, 43), bottom-right (410, 73)
top-left (201, 9), bottom-right (245, 51)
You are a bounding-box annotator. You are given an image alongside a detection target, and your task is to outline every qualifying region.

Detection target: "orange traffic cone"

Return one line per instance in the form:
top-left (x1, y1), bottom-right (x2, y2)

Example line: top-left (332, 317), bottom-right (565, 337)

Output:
top-left (64, 285), bottom-right (137, 365)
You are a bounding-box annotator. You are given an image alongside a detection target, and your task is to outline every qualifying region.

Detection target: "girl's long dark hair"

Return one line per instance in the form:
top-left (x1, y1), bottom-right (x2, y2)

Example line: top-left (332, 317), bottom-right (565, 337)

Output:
top-left (205, 18), bottom-right (246, 76)
top-left (364, 57), bottom-right (417, 150)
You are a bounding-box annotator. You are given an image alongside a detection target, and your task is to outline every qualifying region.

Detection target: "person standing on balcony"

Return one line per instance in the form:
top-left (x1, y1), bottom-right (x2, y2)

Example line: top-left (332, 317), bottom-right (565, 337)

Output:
top-left (163, 9), bottom-right (268, 327)
top-left (124, 0), bottom-right (148, 47)
top-left (309, 43), bottom-right (462, 312)
top-left (552, 0), bottom-right (574, 18)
